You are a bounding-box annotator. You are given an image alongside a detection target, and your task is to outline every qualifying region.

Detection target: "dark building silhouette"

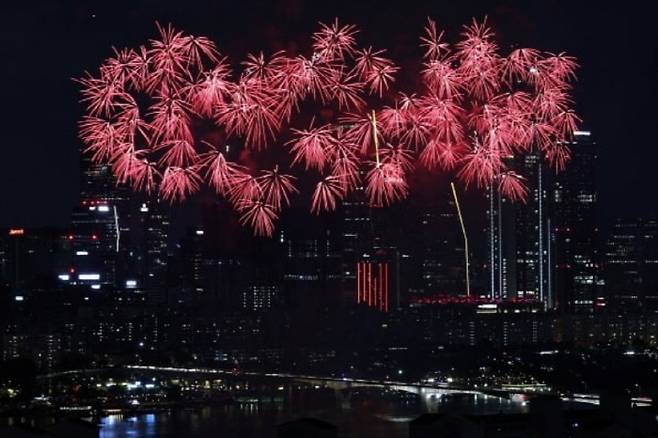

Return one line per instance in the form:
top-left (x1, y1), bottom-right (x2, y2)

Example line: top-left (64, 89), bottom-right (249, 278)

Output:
top-left (604, 218), bottom-right (658, 311)
top-left (283, 229), bottom-right (341, 310)
top-left (0, 228), bottom-right (60, 298)
top-left (415, 196), bottom-right (466, 297)
top-left (552, 130), bottom-right (601, 313)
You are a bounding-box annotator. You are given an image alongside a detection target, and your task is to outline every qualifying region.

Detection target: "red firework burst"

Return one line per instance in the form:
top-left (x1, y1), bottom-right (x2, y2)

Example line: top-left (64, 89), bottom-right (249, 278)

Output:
top-left (311, 175), bottom-right (346, 215)
top-left (288, 123), bottom-right (336, 171)
top-left (77, 18), bottom-right (580, 236)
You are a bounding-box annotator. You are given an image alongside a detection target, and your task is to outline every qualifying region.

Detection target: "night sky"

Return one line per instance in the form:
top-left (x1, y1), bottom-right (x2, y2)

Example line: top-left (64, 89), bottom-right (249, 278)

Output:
top-left (1, 0), bottom-right (656, 227)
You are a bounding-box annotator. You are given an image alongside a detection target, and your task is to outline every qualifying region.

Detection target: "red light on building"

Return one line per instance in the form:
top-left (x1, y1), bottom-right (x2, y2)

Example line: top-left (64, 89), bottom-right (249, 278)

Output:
top-left (91, 234), bottom-right (98, 240)
top-left (356, 261), bottom-right (389, 312)
top-left (67, 235), bottom-right (74, 240)
top-left (8, 228), bottom-right (24, 236)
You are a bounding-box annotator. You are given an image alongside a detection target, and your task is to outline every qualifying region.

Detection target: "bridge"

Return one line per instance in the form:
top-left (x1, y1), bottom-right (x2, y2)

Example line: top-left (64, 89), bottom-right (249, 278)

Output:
top-left (38, 365), bottom-right (652, 408)
top-left (40, 365), bottom-right (482, 396)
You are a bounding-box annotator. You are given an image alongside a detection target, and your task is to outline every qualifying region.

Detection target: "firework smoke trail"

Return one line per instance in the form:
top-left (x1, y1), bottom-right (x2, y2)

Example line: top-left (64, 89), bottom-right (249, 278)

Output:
top-left (77, 18), bottom-right (580, 237)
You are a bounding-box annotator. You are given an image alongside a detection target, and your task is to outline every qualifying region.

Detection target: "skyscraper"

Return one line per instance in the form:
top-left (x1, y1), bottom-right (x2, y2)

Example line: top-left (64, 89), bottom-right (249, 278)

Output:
top-left (338, 185), bottom-right (373, 306)
top-left (60, 201), bottom-right (120, 289)
top-left (552, 130), bottom-right (601, 313)
top-left (121, 200), bottom-right (170, 303)
top-left (514, 152), bottom-right (552, 306)
top-left (59, 156), bottom-right (169, 294)
top-left (57, 159), bottom-right (126, 290)
top-left (241, 285), bottom-right (279, 312)
top-left (484, 130), bottom-right (600, 312)
top-left (356, 260), bottom-right (389, 311)
top-left (485, 151), bottom-right (554, 308)
top-left (416, 196), bottom-right (467, 297)
top-left (1, 228), bottom-right (59, 298)
top-left (281, 224), bottom-right (342, 311)
top-left (486, 183), bottom-right (517, 300)
top-left (604, 218), bottom-right (658, 311)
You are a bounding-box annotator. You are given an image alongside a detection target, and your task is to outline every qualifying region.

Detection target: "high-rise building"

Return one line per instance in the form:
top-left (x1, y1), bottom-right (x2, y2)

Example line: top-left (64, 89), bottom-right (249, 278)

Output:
top-left (604, 218), bottom-right (658, 311)
top-left (281, 226), bottom-right (342, 310)
top-left (356, 244), bottom-right (404, 310)
top-left (1, 228), bottom-right (59, 298)
top-left (356, 260), bottom-right (390, 311)
top-left (59, 156), bottom-right (170, 294)
top-left (486, 183), bottom-right (517, 300)
top-left (58, 201), bottom-right (120, 290)
top-left (179, 228), bottom-right (206, 295)
top-left (175, 227), bottom-right (230, 309)
top-left (416, 196), bottom-right (467, 297)
top-left (57, 159), bottom-right (126, 290)
top-left (514, 152), bottom-right (552, 306)
top-left (241, 285), bottom-right (279, 312)
top-left (552, 130), bottom-right (601, 313)
top-left (339, 186), bottom-right (373, 306)
top-left (117, 200), bottom-right (170, 302)
top-left (485, 151), bottom-right (555, 309)
top-left (484, 130), bottom-right (599, 312)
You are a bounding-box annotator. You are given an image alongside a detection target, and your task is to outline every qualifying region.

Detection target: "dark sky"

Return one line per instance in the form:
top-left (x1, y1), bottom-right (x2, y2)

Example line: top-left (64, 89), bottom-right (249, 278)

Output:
top-left (0, 0), bottom-right (656, 227)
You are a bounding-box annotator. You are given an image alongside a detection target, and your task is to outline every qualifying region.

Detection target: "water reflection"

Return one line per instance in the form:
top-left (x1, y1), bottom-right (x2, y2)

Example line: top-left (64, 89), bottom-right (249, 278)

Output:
top-left (99, 388), bottom-right (535, 438)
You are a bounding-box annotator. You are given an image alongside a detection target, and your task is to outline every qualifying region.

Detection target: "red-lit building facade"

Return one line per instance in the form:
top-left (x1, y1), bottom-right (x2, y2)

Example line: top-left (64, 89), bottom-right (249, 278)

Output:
top-left (356, 261), bottom-right (390, 312)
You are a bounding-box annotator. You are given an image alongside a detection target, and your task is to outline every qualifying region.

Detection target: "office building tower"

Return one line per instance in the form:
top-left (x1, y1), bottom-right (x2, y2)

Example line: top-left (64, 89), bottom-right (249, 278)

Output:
top-left (416, 196), bottom-right (467, 297)
top-left (514, 152), bottom-right (552, 306)
top-left (175, 227), bottom-right (232, 310)
top-left (60, 155), bottom-right (170, 293)
top-left (552, 130), bottom-right (601, 312)
top-left (1, 228), bottom-right (59, 298)
top-left (117, 200), bottom-right (170, 301)
top-left (241, 285), bottom-right (279, 312)
top-left (485, 151), bottom-right (554, 308)
top-left (604, 218), bottom-right (658, 311)
top-left (486, 183), bottom-right (517, 300)
top-left (356, 244), bottom-right (403, 310)
top-left (356, 260), bottom-right (390, 311)
top-left (57, 157), bottom-right (127, 290)
top-left (59, 200), bottom-right (120, 290)
top-left (339, 185), bottom-right (373, 306)
top-left (282, 226), bottom-right (342, 309)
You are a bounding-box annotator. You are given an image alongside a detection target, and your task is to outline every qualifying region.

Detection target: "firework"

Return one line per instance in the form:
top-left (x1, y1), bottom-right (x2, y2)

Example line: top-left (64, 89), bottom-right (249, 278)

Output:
top-left (201, 146), bottom-right (246, 196)
top-left (365, 162), bottom-right (409, 206)
top-left (77, 18), bottom-right (580, 236)
top-left (160, 166), bottom-right (202, 202)
top-left (256, 167), bottom-right (298, 211)
top-left (313, 19), bottom-right (359, 61)
top-left (353, 47), bottom-right (399, 97)
top-left (288, 123), bottom-right (336, 171)
top-left (497, 171), bottom-right (528, 202)
top-left (420, 18), bottom-right (449, 61)
top-left (311, 175), bottom-right (346, 214)
top-left (236, 200), bottom-right (278, 237)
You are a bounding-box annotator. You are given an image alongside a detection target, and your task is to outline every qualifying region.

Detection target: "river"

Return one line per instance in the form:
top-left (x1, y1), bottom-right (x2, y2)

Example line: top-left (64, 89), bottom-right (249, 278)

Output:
top-left (99, 390), bottom-right (537, 438)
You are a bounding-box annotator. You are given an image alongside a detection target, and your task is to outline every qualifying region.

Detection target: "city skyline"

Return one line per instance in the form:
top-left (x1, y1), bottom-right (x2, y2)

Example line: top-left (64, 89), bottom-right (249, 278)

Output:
top-left (1, 127), bottom-right (654, 308)
top-left (2, 3), bottom-right (658, 437)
